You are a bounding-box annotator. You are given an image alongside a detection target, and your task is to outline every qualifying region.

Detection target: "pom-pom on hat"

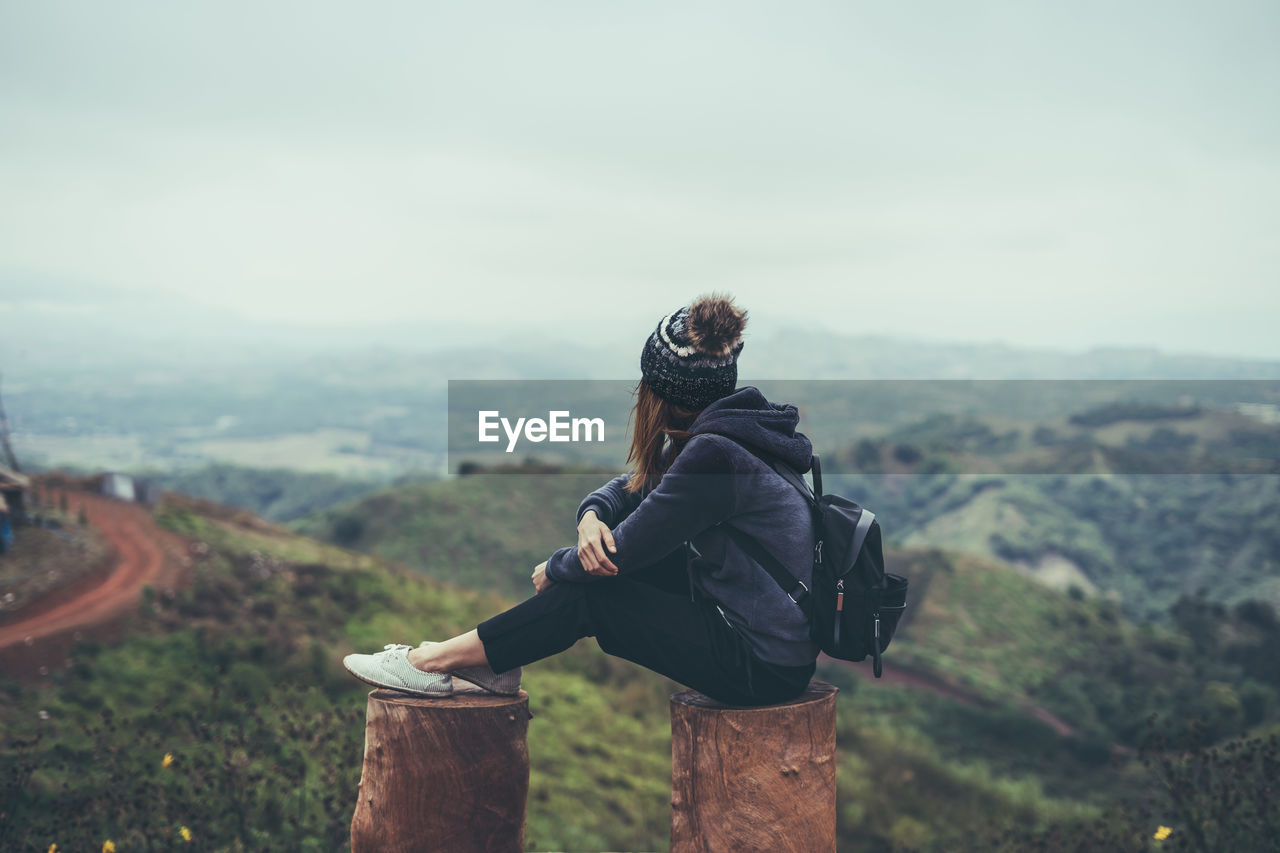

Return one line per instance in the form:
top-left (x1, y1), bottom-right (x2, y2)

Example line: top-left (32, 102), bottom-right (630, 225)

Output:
top-left (640, 293), bottom-right (747, 410)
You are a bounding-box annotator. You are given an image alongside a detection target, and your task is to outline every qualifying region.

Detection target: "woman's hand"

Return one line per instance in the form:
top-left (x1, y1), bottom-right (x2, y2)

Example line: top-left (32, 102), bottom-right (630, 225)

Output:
top-left (531, 560), bottom-right (553, 593)
top-left (577, 510), bottom-right (619, 576)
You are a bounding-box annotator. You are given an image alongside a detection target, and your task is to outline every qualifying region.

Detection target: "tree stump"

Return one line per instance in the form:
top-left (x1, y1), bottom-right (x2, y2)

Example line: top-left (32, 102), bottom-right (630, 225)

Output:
top-left (670, 681), bottom-right (838, 853)
top-left (351, 689), bottom-right (532, 853)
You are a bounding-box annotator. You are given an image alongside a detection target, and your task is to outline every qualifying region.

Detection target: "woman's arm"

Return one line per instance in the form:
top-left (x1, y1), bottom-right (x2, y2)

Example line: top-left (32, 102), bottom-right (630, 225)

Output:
top-left (571, 472), bottom-right (649, 576)
top-left (576, 508), bottom-right (619, 575)
top-left (546, 436), bottom-right (738, 583)
top-left (576, 473), bottom-right (645, 527)
top-left (576, 441), bottom-right (680, 525)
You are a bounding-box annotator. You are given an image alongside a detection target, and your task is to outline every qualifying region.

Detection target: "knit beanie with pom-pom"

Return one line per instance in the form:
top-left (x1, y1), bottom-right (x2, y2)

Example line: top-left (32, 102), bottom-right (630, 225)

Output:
top-left (640, 294), bottom-right (748, 410)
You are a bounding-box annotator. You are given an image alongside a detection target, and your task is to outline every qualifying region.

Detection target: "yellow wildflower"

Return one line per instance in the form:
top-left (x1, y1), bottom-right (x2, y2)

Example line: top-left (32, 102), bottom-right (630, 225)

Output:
top-left (47, 844), bottom-right (57, 853)
top-left (1153, 825), bottom-right (1173, 841)
top-left (162, 753), bottom-right (174, 768)
top-left (179, 826), bottom-right (192, 842)
top-left (102, 842), bottom-right (116, 853)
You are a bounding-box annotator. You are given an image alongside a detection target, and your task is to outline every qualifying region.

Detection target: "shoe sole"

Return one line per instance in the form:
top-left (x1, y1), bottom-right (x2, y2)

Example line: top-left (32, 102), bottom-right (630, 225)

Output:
top-left (342, 658), bottom-right (452, 698)
top-left (450, 670), bottom-right (521, 697)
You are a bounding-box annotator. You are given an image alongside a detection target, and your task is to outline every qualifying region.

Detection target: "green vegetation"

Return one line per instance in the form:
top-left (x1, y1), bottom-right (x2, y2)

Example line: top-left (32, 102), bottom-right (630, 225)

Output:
top-left (291, 469), bottom-right (610, 600)
top-left (887, 549), bottom-right (1280, 747)
top-left (810, 402), bottom-right (1280, 621)
top-left (4, 482), bottom-right (1278, 849)
top-left (293, 467), bottom-right (1280, 847)
top-left (297, 462), bottom-right (1280, 747)
top-left (831, 404), bottom-right (1280, 478)
top-left (1, 501), bottom-right (680, 851)
top-left (1068, 401), bottom-right (1202, 428)
top-left (298, 414), bottom-right (1280, 620)
top-left (849, 470), bottom-right (1280, 617)
top-left (145, 463), bottom-right (411, 522)
top-left (992, 721), bottom-right (1280, 852)
top-left (6, 396), bottom-right (1279, 850)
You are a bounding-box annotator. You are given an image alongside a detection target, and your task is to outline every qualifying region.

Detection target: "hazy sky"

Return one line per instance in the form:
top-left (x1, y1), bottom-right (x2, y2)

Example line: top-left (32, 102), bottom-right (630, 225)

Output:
top-left (2, 1), bottom-right (1278, 358)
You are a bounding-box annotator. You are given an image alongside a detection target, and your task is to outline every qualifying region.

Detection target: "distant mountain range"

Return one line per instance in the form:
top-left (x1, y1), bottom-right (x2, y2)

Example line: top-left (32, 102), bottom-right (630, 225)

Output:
top-left (4, 273), bottom-right (1280, 383)
top-left (5, 281), bottom-right (1279, 484)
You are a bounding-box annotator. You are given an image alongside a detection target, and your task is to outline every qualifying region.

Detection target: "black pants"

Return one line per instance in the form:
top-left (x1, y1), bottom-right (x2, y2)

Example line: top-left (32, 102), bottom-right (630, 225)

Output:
top-left (476, 550), bottom-right (815, 707)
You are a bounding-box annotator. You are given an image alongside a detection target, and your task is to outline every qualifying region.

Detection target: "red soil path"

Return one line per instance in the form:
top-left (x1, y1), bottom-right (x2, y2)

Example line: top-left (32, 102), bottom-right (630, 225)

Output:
top-left (0, 488), bottom-right (190, 679)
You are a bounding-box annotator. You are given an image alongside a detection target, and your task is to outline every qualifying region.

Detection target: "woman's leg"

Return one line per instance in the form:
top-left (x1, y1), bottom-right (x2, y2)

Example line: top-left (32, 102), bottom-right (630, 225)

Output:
top-left (408, 548), bottom-right (690, 674)
top-left (456, 575), bottom-right (802, 706)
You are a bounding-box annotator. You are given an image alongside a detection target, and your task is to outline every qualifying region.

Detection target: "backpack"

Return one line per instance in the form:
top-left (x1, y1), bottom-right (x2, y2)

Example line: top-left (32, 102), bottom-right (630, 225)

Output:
top-left (724, 452), bottom-right (909, 677)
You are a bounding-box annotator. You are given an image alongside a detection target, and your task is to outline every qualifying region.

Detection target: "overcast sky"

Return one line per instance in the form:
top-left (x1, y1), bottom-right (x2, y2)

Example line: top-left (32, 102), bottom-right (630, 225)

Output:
top-left (2, 1), bottom-right (1278, 359)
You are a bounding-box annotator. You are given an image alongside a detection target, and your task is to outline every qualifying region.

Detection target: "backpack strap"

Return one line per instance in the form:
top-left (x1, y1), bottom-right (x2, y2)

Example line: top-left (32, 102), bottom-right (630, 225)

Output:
top-left (697, 437), bottom-right (823, 606)
top-left (771, 460), bottom-right (816, 504)
top-left (736, 445), bottom-right (819, 505)
top-left (758, 451), bottom-right (872, 562)
top-left (850, 509), bottom-right (876, 566)
top-left (722, 524), bottom-right (810, 606)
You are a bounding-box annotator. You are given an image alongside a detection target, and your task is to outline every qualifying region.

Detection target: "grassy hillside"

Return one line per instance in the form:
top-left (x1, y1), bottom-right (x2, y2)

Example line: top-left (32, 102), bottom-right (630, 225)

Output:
top-left (885, 549), bottom-right (1280, 747)
top-left (292, 400), bottom-right (1280, 623)
top-left (838, 469), bottom-right (1280, 618)
top-left (5, 482), bottom-right (1276, 850)
top-left (141, 463), bottom-right (403, 523)
top-left (831, 402), bottom-right (1280, 477)
top-left (1, 497), bottom-right (679, 852)
top-left (821, 404), bottom-right (1280, 617)
top-left (291, 467), bottom-right (610, 600)
top-left (297, 466), bottom-right (1280, 745)
top-left (293, 469), bottom-right (1280, 844)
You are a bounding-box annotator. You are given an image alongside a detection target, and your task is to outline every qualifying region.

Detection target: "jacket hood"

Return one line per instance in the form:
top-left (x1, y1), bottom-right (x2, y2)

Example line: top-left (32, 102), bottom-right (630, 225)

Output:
top-left (688, 386), bottom-right (813, 472)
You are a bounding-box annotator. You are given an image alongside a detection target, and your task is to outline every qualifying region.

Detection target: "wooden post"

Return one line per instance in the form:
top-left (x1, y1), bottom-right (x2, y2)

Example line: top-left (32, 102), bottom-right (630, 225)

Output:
top-left (670, 681), bottom-right (838, 853)
top-left (351, 689), bottom-right (531, 853)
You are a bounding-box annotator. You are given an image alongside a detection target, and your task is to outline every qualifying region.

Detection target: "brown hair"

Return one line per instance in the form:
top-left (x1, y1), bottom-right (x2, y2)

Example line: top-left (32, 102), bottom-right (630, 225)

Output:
top-left (625, 379), bottom-right (700, 494)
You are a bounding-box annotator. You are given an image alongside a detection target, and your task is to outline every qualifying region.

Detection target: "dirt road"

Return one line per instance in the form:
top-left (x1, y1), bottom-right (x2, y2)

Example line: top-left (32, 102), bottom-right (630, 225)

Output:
top-left (0, 488), bottom-right (189, 677)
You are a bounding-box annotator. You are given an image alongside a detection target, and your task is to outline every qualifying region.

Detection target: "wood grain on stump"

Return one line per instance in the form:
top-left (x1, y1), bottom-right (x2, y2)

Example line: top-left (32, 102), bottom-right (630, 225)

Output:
top-left (670, 681), bottom-right (838, 853)
top-left (350, 689), bottom-right (531, 853)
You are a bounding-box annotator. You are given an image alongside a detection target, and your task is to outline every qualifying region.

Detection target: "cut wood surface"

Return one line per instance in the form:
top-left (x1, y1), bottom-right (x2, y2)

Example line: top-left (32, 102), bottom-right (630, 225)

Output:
top-left (670, 681), bottom-right (838, 853)
top-left (351, 688), bottom-right (531, 853)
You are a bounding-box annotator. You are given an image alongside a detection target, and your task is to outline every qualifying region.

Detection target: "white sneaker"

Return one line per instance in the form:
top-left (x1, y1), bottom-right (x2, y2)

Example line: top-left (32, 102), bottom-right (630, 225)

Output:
top-left (343, 643), bottom-right (453, 697)
top-left (419, 641), bottom-right (523, 696)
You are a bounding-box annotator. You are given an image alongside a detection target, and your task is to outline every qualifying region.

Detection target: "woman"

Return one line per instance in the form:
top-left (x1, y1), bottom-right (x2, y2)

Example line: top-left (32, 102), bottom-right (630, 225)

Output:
top-left (343, 294), bottom-right (818, 706)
